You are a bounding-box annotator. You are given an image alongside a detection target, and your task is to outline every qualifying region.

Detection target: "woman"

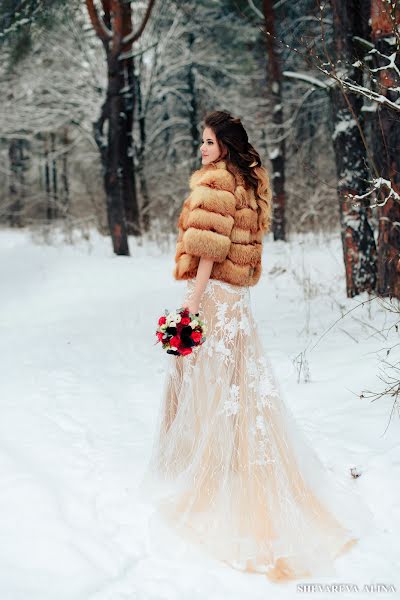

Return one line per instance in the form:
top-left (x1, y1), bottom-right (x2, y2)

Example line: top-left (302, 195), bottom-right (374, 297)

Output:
top-left (141, 111), bottom-right (366, 582)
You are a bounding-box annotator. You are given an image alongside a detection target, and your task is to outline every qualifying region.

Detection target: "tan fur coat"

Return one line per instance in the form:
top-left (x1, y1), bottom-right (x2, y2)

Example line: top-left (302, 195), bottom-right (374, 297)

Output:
top-left (173, 159), bottom-right (268, 287)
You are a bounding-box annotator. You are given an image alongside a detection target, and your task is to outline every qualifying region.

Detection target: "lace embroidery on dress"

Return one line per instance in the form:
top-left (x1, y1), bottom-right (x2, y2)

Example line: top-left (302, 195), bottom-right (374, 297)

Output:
top-left (140, 277), bottom-right (369, 581)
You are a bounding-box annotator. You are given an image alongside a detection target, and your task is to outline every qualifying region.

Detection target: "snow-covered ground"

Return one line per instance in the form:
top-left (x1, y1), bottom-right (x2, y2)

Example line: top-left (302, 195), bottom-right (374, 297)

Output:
top-left (0, 227), bottom-right (399, 600)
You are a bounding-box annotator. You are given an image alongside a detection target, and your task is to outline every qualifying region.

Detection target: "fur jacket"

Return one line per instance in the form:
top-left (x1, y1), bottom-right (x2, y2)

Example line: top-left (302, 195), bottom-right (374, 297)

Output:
top-left (173, 158), bottom-right (269, 287)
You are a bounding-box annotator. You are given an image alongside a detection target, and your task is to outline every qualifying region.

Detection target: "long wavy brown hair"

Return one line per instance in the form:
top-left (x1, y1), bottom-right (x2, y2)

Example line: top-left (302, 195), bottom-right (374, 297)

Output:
top-left (202, 110), bottom-right (273, 233)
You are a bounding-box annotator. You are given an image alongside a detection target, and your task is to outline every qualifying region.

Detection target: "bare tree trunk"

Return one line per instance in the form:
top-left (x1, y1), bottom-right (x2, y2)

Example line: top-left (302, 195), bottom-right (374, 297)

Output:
top-left (8, 139), bottom-right (25, 227)
top-left (61, 126), bottom-right (70, 214)
top-left (187, 32), bottom-right (200, 173)
top-left (371, 0), bottom-right (400, 299)
top-left (136, 54), bottom-right (151, 233)
top-left (263, 0), bottom-right (286, 241)
top-left (106, 47), bottom-right (131, 254)
top-left (330, 0), bottom-right (377, 298)
top-left (120, 3), bottom-right (139, 237)
top-left (51, 132), bottom-right (58, 219)
top-left (86, 0), bottom-right (156, 254)
top-left (44, 134), bottom-right (52, 221)
top-left (161, 94), bottom-right (174, 166)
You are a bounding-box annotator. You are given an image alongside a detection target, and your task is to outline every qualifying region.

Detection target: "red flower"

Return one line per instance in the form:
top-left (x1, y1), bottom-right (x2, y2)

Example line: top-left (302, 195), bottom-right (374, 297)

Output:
top-left (191, 331), bottom-right (202, 342)
top-left (179, 347), bottom-right (192, 356)
top-left (181, 317), bottom-right (190, 325)
top-left (170, 335), bottom-right (180, 348)
top-left (158, 315), bottom-right (166, 325)
top-left (156, 331), bottom-right (164, 341)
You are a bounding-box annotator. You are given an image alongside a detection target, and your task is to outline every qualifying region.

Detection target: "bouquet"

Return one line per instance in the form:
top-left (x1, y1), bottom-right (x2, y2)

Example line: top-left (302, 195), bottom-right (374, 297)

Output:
top-left (155, 307), bottom-right (207, 356)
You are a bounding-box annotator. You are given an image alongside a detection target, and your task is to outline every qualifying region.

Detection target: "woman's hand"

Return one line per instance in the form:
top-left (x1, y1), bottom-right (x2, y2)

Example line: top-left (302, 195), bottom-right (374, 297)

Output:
top-left (182, 298), bottom-right (200, 315)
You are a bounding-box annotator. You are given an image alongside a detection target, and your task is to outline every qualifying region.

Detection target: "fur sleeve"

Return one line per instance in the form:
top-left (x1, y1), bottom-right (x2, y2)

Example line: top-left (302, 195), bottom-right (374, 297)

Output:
top-left (182, 169), bottom-right (236, 263)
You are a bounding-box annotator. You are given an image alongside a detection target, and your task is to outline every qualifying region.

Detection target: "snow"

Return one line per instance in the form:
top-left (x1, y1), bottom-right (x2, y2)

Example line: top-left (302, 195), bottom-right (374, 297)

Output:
top-left (324, 73), bottom-right (400, 113)
top-left (282, 70), bottom-right (329, 90)
top-left (0, 227), bottom-right (399, 599)
top-left (268, 147), bottom-right (280, 160)
top-left (348, 177), bottom-right (400, 208)
top-left (272, 81), bottom-right (280, 95)
top-left (332, 117), bottom-right (357, 140)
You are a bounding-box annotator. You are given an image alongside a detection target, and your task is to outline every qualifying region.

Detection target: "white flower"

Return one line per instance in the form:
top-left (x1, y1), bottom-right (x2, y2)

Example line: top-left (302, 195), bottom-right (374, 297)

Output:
top-left (189, 319), bottom-right (198, 328)
top-left (169, 321), bottom-right (176, 327)
top-left (215, 338), bottom-right (231, 356)
top-left (256, 415), bottom-right (267, 435)
top-left (259, 375), bottom-right (279, 401)
top-left (230, 384), bottom-right (240, 402)
top-left (221, 386), bottom-right (240, 416)
top-left (248, 356), bottom-right (258, 374)
top-left (222, 399), bottom-right (240, 416)
top-left (239, 314), bottom-right (250, 332)
top-left (226, 317), bottom-right (238, 339)
top-left (216, 302), bottom-right (228, 326)
top-left (175, 314), bottom-right (181, 323)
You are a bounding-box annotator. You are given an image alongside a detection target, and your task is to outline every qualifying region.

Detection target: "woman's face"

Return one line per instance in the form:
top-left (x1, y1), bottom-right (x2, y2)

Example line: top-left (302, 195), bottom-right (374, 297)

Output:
top-left (200, 126), bottom-right (225, 165)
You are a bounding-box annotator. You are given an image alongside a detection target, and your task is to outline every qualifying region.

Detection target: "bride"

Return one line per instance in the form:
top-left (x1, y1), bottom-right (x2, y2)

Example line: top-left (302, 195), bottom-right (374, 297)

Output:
top-left (140, 111), bottom-right (367, 582)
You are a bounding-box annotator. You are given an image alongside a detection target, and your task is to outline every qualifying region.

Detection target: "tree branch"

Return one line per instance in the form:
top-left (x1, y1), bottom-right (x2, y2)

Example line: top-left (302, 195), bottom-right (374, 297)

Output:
top-left (283, 70), bottom-right (330, 89)
top-left (122, 0), bottom-right (157, 44)
top-left (85, 0), bottom-right (112, 42)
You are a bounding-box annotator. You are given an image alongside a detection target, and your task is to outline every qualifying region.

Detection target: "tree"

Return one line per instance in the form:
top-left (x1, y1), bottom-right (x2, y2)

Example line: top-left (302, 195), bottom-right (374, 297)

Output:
top-left (263, 0), bottom-right (286, 241)
top-left (330, 0), bottom-right (377, 297)
top-left (86, 0), bottom-right (156, 255)
top-left (370, 0), bottom-right (400, 299)
top-left (281, 1), bottom-right (377, 297)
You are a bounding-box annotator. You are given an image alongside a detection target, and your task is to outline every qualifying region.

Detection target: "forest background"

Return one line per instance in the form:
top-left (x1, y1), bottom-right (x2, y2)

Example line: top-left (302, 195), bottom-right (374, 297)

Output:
top-left (1, 0), bottom-right (399, 298)
top-left (1, 1), bottom-right (400, 436)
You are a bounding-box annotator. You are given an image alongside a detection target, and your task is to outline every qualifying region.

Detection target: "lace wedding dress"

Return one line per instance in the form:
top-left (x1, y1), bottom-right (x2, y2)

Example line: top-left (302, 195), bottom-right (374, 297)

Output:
top-left (140, 277), bottom-right (368, 582)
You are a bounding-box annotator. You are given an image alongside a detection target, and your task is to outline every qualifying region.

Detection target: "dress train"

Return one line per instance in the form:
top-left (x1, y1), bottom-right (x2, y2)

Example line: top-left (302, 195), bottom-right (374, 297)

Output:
top-left (140, 278), bottom-right (370, 582)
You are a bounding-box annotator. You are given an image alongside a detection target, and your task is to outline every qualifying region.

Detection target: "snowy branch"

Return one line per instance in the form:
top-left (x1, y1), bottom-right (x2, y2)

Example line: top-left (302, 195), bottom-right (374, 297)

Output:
top-left (347, 178), bottom-right (400, 209)
top-left (283, 70), bottom-right (330, 90)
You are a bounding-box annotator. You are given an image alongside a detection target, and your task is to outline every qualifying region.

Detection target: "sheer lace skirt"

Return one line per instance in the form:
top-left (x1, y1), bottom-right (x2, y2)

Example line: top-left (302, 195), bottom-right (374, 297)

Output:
top-left (140, 278), bottom-right (368, 581)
